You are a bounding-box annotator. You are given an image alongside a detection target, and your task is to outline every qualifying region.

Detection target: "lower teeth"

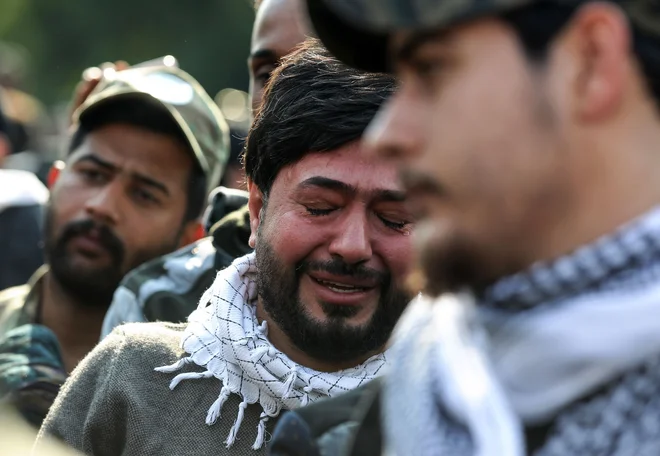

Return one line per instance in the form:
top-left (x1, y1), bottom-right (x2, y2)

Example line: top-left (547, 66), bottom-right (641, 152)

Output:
top-left (314, 278), bottom-right (366, 293)
top-left (328, 285), bottom-right (359, 294)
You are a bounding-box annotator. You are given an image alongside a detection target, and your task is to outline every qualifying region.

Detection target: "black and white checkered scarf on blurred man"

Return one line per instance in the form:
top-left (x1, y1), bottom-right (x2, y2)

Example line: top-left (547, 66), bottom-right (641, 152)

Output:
top-left (385, 206), bottom-right (660, 456)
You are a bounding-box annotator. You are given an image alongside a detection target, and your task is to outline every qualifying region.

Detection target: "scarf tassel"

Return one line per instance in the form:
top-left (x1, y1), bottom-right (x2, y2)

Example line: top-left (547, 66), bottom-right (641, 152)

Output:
top-left (225, 401), bottom-right (248, 448)
top-left (169, 370), bottom-right (213, 390)
top-left (206, 386), bottom-right (231, 425)
top-left (252, 412), bottom-right (270, 450)
top-left (153, 356), bottom-right (192, 374)
top-left (251, 346), bottom-right (278, 363)
top-left (300, 385), bottom-right (314, 407)
top-left (257, 320), bottom-right (268, 336)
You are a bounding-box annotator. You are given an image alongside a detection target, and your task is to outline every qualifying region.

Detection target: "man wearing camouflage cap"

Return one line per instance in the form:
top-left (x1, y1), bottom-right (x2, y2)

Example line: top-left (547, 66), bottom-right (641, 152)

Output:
top-left (266, 0), bottom-right (660, 454)
top-left (0, 63), bottom-right (229, 427)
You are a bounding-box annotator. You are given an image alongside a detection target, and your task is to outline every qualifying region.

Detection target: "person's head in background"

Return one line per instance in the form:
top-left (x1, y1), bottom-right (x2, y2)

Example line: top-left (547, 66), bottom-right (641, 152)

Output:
top-left (45, 68), bottom-right (229, 309)
top-left (249, 0), bottom-right (309, 111)
top-left (310, 0), bottom-right (660, 297)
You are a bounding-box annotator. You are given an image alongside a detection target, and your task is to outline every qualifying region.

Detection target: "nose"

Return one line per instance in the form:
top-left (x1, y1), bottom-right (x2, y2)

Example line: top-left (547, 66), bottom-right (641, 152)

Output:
top-left (364, 89), bottom-right (424, 161)
top-left (84, 182), bottom-right (122, 226)
top-left (328, 210), bottom-right (373, 265)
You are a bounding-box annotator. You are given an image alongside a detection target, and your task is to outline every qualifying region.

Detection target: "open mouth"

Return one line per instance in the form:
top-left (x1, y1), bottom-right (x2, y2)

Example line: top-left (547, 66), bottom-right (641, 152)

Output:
top-left (311, 276), bottom-right (370, 294)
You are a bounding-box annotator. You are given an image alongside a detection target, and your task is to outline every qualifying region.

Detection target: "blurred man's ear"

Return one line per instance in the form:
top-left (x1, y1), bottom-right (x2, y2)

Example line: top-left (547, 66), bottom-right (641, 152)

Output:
top-left (47, 160), bottom-right (66, 189)
top-left (0, 133), bottom-right (10, 167)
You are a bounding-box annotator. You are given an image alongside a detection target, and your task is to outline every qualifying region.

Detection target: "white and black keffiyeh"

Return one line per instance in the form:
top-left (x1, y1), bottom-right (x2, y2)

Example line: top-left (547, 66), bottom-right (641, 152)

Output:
top-left (384, 206), bottom-right (660, 456)
top-left (156, 252), bottom-right (388, 450)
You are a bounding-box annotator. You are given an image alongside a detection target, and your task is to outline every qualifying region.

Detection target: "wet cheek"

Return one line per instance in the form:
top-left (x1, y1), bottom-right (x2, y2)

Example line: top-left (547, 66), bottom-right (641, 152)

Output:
top-left (263, 214), bottom-right (328, 264)
top-left (378, 239), bottom-right (414, 282)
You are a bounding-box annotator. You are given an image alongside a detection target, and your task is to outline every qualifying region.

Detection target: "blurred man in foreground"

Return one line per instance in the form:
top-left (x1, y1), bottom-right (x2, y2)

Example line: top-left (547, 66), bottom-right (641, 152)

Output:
top-left (34, 40), bottom-right (412, 456)
top-left (0, 65), bottom-right (229, 426)
top-left (100, 0), bottom-right (311, 337)
top-left (267, 0), bottom-right (660, 455)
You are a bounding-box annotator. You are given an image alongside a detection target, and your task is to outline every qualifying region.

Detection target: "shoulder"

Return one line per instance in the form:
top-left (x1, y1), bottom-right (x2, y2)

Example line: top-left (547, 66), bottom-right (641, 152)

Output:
top-left (54, 323), bottom-right (189, 416)
top-left (118, 239), bottom-right (216, 322)
top-left (121, 238), bottom-right (216, 298)
top-left (104, 240), bottom-right (217, 330)
top-left (103, 322), bottom-right (187, 363)
top-left (539, 354), bottom-right (660, 453)
top-left (0, 284), bottom-right (30, 336)
top-left (77, 322), bottom-right (187, 385)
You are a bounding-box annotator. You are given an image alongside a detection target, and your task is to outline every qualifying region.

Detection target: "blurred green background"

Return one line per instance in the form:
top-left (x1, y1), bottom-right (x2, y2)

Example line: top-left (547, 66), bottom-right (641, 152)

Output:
top-left (0, 0), bottom-right (255, 105)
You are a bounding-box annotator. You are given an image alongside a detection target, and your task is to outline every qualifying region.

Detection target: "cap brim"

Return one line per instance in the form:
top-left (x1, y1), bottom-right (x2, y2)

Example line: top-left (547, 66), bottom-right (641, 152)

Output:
top-left (76, 91), bottom-right (209, 176)
top-left (306, 0), bottom-right (390, 73)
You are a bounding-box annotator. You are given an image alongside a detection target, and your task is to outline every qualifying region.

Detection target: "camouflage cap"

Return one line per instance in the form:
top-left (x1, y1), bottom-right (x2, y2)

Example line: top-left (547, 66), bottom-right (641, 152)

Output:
top-left (73, 65), bottom-right (230, 195)
top-left (306, 0), bottom-right (660, 73)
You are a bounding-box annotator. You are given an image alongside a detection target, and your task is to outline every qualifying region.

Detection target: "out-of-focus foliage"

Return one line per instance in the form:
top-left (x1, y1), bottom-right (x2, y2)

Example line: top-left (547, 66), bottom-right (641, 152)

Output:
top-left (0, 0), bottom-right (255, 105)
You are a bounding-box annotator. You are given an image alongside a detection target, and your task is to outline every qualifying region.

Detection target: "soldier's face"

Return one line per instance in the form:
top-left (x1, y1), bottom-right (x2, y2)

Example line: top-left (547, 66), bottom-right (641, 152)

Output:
top-left (366, 18), bottom-right (572, 295)
top-left (45, 123), bottom-right (196, 306)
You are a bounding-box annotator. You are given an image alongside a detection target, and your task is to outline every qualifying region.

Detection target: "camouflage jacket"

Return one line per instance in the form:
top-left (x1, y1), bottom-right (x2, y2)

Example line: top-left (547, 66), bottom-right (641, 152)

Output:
top-left (0, 267), bottom-right (67, 427)
top-left (101, 203), bottom-right (252, 338)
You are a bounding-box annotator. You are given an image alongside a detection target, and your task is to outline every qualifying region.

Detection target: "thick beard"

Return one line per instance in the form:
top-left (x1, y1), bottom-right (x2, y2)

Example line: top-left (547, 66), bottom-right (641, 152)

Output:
top-left (255, 238), bottom-right (411, 365)
top-left (44, 206), bottom-right (178, 309)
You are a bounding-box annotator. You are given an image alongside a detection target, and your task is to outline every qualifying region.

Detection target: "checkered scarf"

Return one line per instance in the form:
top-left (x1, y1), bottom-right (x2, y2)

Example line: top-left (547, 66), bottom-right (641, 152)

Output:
top-left (384, 206), bottom-right (660, 456)
top-left (156, 252), bottom-right (388, 450)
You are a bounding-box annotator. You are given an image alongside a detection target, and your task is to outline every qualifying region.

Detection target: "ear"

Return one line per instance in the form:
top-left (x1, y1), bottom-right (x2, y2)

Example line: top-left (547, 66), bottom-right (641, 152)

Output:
top-left (47, 160), bottom-right (66, 189)
top-left (178, 220), bottom-right (205, 248)
top-left (566, 3), bottom-right (630, 122)
top-left (247, 179), bottom-right (264, 249)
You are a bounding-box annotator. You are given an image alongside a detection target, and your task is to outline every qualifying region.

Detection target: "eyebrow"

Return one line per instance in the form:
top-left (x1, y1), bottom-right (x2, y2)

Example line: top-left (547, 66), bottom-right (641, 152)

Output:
top-left (248, 49), bottom-right (278, 62)
top-left (74, 153), bottom-right (171, 197)
top-left (298, 176), bottom-right (406, 202)
top-left (396, 30), bottom-right (449, 64)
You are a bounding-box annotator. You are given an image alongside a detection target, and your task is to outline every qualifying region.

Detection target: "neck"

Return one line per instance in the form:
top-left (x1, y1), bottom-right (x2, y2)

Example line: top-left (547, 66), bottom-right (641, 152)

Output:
top-left (255, 302), bottom-right (381, 373)
top-left (525, 119), bottom-right (660, 268)
top-left (40, 271), bottom-right (108, 373)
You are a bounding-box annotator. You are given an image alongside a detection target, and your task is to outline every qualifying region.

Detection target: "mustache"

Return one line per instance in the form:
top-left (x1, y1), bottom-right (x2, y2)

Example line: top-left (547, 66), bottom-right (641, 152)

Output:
top-left (58, 219), bottom-right (125, 263)
top-left (297, 258), bottom-right (388, 286)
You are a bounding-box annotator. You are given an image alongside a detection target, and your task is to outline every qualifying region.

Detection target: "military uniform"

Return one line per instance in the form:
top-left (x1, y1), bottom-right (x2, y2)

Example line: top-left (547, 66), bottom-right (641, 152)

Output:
top-left (0, 267), bottom-right (67, 427)
top-left (0, 64), bottom-right (231, 429)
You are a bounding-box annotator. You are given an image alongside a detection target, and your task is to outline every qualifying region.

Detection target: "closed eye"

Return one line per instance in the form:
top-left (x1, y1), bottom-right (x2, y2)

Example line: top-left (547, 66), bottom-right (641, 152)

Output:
top-left (378, 215), bottom-right (409, 231)
top-left (306, 207), bottom-right (334, 216)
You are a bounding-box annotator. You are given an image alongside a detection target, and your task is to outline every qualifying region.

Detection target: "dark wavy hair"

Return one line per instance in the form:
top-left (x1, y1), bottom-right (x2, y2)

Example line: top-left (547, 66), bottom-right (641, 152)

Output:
top-left (502, 2), bottom-right (660, 109)
top-left (244, 38), bottom-right (397, 196)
